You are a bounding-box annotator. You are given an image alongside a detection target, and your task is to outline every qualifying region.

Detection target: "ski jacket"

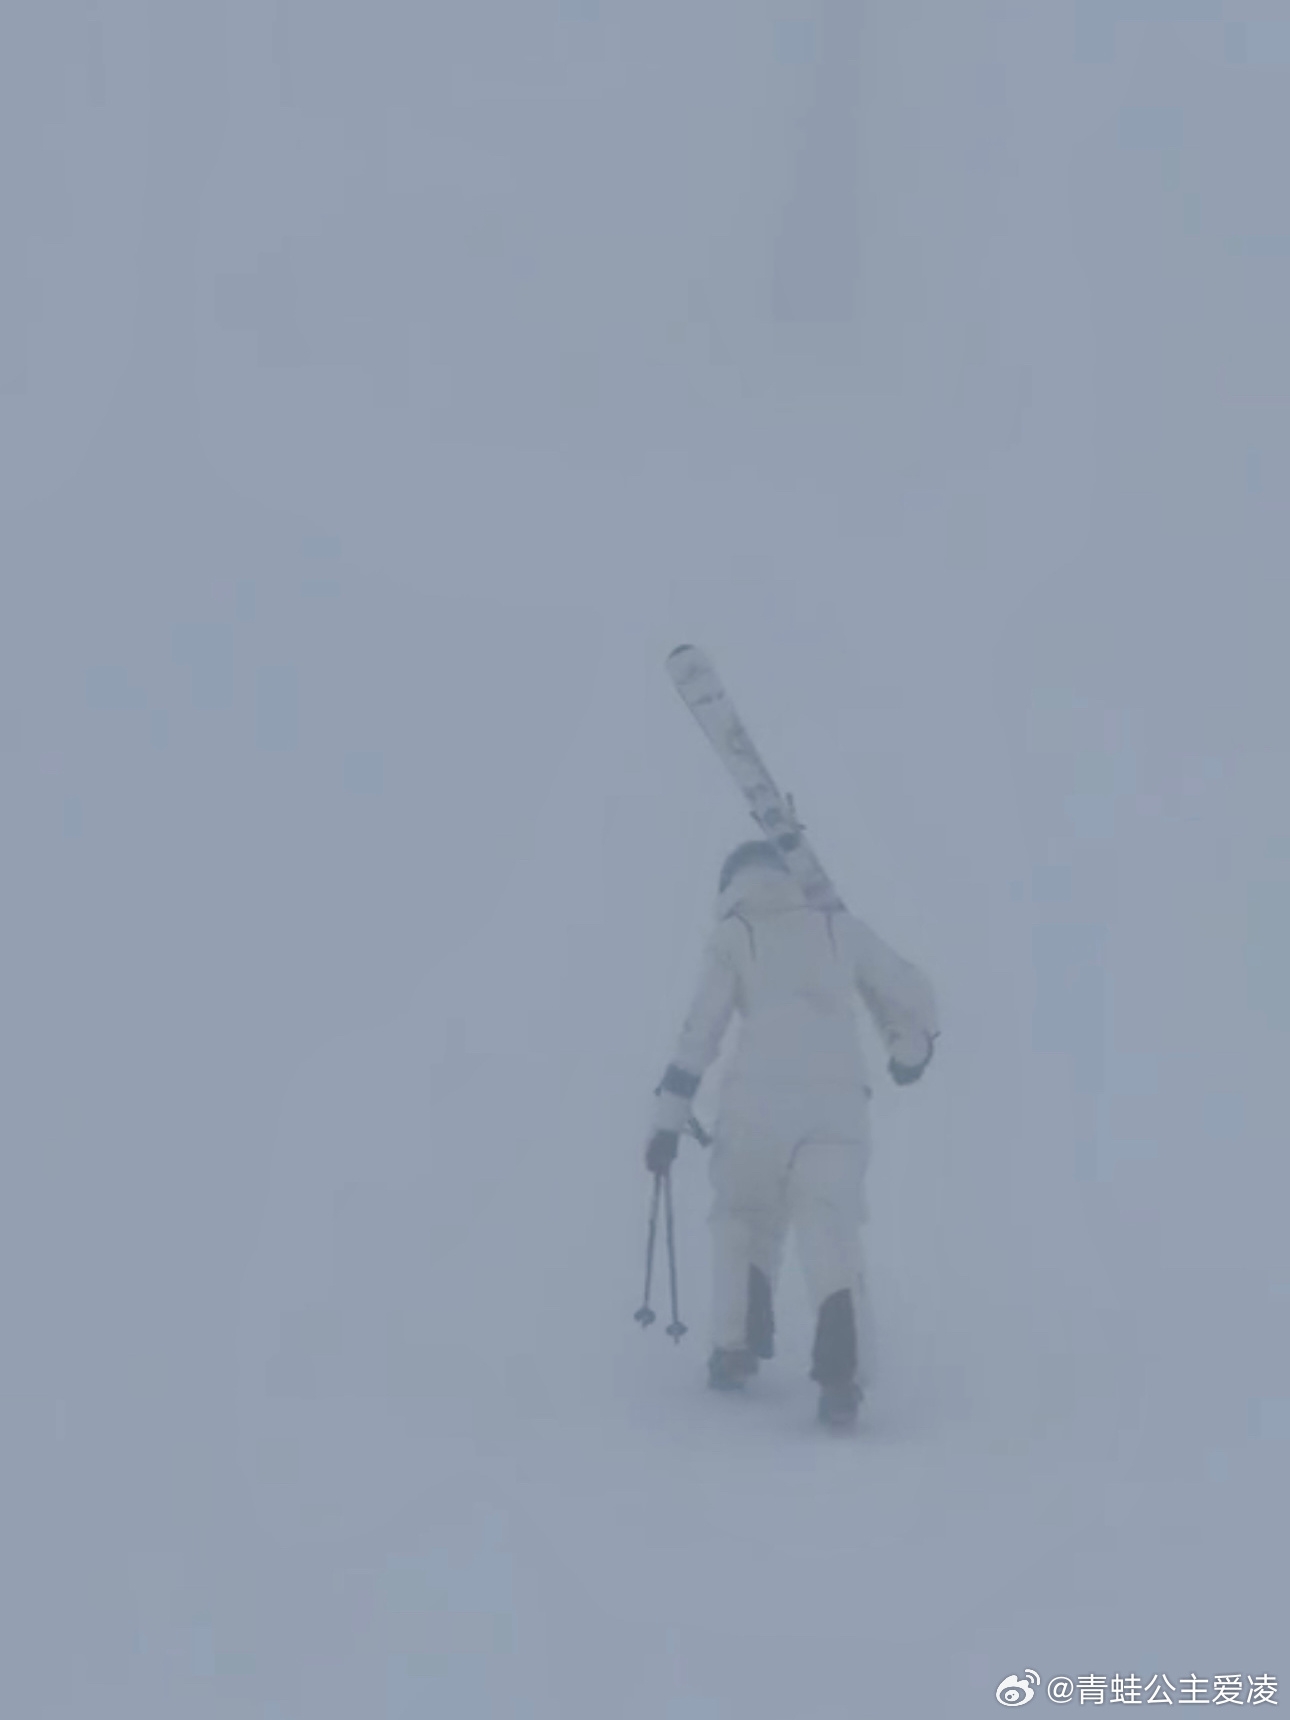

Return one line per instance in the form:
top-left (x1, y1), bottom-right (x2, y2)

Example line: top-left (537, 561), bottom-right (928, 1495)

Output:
top-left (653, 864), bottom-right (938, 1140)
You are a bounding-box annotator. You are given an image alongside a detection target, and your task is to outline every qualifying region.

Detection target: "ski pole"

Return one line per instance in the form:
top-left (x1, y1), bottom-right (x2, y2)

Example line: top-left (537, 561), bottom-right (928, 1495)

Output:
top-left (663, 1167), bottom-right (687, 1343)
top-left (634, 1171), bottom-right (662, 1329)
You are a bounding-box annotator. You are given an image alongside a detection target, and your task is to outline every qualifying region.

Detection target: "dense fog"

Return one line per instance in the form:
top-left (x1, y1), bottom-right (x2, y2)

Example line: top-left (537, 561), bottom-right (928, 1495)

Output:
top-left (2, 4), bottom-right (1286, 1715)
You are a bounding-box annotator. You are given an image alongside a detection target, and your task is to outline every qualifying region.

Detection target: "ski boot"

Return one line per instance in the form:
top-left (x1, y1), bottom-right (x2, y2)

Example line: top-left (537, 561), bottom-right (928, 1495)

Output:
top-left (811, 1288), bottom-right (863, 1430)
top-left (707, 1346), bottom-right (758, 1391)
top-left (817, 1378), bottom-right (863, 1429)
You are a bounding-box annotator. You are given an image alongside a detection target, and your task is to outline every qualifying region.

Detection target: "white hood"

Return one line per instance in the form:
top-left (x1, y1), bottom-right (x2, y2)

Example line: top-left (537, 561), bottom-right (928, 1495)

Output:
top-left (715, 863), bottom-right (806, 923)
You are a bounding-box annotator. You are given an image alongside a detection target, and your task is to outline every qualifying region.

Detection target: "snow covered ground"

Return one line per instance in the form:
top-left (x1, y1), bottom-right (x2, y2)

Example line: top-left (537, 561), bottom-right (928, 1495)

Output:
top-left (2, 4), bottom-right (1287, 1716)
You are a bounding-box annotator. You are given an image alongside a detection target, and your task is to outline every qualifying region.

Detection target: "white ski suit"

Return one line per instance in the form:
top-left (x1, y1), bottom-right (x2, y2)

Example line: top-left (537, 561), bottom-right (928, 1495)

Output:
top-left (651, 862), bottom-right (938, 1376)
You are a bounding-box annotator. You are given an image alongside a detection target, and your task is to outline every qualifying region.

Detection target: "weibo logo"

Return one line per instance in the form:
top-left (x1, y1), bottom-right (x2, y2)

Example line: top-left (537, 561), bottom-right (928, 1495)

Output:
top-left (996, 1670), bottom-right (1040, 1706)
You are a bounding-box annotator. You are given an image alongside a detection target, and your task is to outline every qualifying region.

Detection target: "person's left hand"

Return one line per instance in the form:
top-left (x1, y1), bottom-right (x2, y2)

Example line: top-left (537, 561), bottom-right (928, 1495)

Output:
top-left (645, 1129), bottom-right (679, 1174)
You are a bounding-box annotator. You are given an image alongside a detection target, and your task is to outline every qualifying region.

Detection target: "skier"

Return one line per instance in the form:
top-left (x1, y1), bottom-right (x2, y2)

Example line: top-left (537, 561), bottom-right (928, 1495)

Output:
top-left (645, 839), bottom-right (938, 1427)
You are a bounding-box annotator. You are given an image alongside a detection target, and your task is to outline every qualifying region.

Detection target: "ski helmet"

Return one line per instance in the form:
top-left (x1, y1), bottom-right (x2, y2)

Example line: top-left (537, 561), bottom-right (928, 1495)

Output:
top-left (719, 840), bottom-right (789, 894)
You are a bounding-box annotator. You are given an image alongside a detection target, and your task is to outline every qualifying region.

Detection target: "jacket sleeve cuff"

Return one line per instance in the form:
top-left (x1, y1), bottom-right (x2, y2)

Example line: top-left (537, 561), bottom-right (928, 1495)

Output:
top-left (651, 1064), bottom-right (700, 1132)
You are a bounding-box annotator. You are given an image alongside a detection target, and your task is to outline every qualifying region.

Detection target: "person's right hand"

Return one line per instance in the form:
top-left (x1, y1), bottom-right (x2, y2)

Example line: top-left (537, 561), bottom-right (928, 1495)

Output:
top-left (889, 1058), bottom-right (926, 1085)
top-left (890, 1032), bottom-right (937, 1085)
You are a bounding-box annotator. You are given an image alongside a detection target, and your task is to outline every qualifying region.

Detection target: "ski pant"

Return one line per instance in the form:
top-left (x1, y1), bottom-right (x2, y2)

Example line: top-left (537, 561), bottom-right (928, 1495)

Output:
top-left (707, 1109), bottom-right (876, 1384)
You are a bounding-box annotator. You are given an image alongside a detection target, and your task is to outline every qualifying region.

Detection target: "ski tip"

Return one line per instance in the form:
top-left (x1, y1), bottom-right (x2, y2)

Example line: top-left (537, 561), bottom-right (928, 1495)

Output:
top-left (666, 644), bottom-right (718, 696)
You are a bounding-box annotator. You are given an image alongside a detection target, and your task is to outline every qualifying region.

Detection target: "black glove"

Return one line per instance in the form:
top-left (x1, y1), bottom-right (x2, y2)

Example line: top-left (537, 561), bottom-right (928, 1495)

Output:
top-left (889, 1059), bottom-right (926, 1086)
top-left (645, 1129), bottom-right (679, 1174)
top-left (890, 1035), bottom-right (937, 1086)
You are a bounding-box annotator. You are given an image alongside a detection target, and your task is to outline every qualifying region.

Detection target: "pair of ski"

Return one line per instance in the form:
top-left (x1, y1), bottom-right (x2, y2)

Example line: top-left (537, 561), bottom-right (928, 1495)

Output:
top-left (665, 645), bottom-right (848, 912)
